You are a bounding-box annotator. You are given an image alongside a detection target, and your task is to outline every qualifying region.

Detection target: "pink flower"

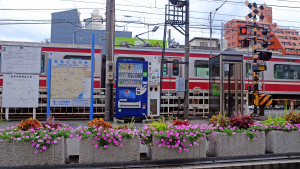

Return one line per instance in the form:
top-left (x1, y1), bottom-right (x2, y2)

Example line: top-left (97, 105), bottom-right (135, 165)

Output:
top-left (35, 150), bottom-right (38, 154)
top-left (54, 140), bottom-right (57, 144)
top-left (36, 144), bottom-right (40, 148)
top-left (120, 143), bottom-right (123, 147)
top-left (158, 144), bottom-right (161, 147)
top-left (78, 136), bottom-right (82, 140)
top-left (32, 142), bottom-right (36, 147)
top-left (90, 142), bottom-right (93, 145)
top-left (167, 145), bottom-right (170, 148)
top-left (46, 140), bottom-right (51, 144)
top-left (95, 144), bottom-right (98, 148)
top-left (42, 146), bottom-right (47, 150)
top-left (104, 145), bottom-right (108, 149)
top-left (17, 138), bottom-right (21, 141)
top-left (40, 149), bottom-right (43, 153)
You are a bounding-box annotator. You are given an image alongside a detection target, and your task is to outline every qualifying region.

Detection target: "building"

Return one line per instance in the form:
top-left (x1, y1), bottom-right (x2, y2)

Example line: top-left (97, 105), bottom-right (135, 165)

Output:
top-left (224, 7), bottom-right (300, 55)
top-left (51, 9), bottom-right (132, 54)
top-left (188, 37), bottom-right (221, 51)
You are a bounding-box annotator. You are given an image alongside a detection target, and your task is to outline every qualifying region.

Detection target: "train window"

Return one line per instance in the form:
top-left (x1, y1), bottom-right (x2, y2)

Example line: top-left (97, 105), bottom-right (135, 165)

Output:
top-left (41, 54), bottom-right (45, 73)
top-left (246, 63), bottom-right (252, 78)
top-left (163, 63), bottom-right (168, 76)
top-left (274, 64), bottom-right (300, 80)
top-left (172, 59), bottom-right (180, 76)
top-left (64, 55), bottom-right (91, 60)
top-left (117, 57), bottom-right (145, 61)
top-left (194, 60), bottom-right (209, 77)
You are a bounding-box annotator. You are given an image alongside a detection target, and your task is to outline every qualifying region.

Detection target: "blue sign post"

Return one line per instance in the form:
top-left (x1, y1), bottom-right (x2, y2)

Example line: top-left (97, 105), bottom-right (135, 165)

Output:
top-left (47, 58), bottom-right (51, 119)
top-left (90, 34), bottom-right (95, 121)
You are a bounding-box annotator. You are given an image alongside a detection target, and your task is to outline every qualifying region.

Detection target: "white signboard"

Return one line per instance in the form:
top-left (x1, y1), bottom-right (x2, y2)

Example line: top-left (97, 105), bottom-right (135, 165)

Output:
top-left (2, 74), bottom-right (39, 108)
top-left (50, 59), bottom-right (91, 107)
top-left (1, 45), bottom-right (42, 74)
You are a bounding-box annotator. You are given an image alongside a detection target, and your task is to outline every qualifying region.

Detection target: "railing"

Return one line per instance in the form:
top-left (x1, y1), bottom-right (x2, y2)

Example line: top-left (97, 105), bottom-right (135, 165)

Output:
top-left (0, 88), bottom-right (249, 119)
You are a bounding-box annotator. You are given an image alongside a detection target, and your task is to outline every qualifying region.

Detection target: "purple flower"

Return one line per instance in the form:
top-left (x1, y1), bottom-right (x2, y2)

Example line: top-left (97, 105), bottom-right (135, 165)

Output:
top-left (104, 145), bottom-right (108, 149)
top-left (95, 144), bottom-right (98, 149)
top-left (78, 136), bottom-right (82, 140)
top-left (120, 143), bottom-right (123, 147)
top-left (36, 144), bottom-right (40, 148)
top-left (42, 146), bottom-right (47, 150)
top-left (54, 140), bottom-right (57, 144)
top-left (17, 138), bottom-right (21, 141)
top-left (46, 140), bottom-right (51, 144)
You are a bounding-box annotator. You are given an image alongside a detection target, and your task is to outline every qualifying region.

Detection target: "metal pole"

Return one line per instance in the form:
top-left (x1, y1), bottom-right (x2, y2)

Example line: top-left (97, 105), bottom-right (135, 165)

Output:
top-left (148, 25), bottom-right (149, 40)
top-left (168, 29), bottom-right (171, 48)
top-left (210, 12), bottom-right (212, 58)
top-left (47, 58), bottom-right (51, 119)
top-left (5, 108), bottom-right (9, 121)
top-left (221, 22), bottom-right (224, 51)
top-left (90, 34), bottom-right (95, 121)
top-left (33, 108), bottom-right (36, 119)
top-left (253, 16), bottom-right (258, 116)
top-left (105, 0), bottom-right (114, 121)
top-left (183, 0), bottom-right (190, 120)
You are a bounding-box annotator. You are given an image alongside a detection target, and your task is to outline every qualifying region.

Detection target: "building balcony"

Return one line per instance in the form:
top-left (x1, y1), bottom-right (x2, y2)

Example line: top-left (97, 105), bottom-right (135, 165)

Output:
top-left (179, 45), bottom-right (220, 51)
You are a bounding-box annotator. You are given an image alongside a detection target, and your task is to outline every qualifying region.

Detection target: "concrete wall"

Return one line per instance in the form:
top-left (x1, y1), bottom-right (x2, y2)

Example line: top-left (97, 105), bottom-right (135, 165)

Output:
top-left (79, 136), bottom-right (140, 163)
top-left (207, 131), bottom-right (265, 157)
top-left (266, 130), bottom-right (300, 154)
top-left (149, 136), bottom-right (206, 160)
top-left (190, 39), bottom-right (218, 47)
top-left (0, 137), bottom-right (67, 167)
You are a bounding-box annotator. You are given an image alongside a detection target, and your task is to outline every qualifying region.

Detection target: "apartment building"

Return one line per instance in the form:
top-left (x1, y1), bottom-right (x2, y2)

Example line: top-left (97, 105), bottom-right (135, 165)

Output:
top-left (224, 7), bottom-right (300, 55)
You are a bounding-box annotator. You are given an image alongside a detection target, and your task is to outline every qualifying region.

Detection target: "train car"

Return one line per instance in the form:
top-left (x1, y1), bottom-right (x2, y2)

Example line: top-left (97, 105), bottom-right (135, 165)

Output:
top-left (114, 46), bottom-right (300, 101)
top-left (0, 41), bottom-right (102, 91)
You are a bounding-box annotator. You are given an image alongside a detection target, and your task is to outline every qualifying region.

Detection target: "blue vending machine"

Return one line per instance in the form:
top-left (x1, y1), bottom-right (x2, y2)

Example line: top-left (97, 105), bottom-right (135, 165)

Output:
top-left (116, 60), bottom-right (148, 119)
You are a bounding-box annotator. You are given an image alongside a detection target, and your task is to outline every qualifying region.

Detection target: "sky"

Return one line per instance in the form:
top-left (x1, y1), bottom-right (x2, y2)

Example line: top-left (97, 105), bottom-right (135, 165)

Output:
top-left (0, 0), bottom-right (300, 45)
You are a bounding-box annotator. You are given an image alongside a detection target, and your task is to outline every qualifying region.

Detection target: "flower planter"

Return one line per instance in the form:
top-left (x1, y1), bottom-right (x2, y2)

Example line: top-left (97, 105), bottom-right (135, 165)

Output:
top-left (66, 138), bottom-right (79, 157)
top-left (0, 137), bottom-right (67, 167)
top-left (79, 136), bottom-right (140, 163)
top-left (266, 130), bottom-right (300, 154)
top-left (148, 136), bottom-right (207, 160)
top-left (207, 131), bottom-right (265, 157)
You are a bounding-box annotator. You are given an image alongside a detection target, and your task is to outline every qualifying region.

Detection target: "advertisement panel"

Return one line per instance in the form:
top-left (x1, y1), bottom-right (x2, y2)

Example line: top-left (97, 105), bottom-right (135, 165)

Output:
top-left (115, 37), bottom-right (167, 48)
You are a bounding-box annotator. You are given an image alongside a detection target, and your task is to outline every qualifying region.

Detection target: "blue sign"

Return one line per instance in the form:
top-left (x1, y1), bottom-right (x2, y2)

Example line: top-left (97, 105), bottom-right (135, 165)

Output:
top-left (50, 99), bottom-right (90, 107)
top-left (52, 59), bottom-right (91, 68)
top-left (118, 88), bottom-right (136, 99)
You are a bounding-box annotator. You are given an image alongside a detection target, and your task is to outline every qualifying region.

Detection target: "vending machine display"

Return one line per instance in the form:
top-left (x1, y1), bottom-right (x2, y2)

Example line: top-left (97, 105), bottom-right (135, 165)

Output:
top-left (116, 61), bottom-right (148, 119)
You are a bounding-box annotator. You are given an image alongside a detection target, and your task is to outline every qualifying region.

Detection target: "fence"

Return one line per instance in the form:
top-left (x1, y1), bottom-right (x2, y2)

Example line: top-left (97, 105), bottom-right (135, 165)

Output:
top-left (0, 88), bottom-right (249, 119)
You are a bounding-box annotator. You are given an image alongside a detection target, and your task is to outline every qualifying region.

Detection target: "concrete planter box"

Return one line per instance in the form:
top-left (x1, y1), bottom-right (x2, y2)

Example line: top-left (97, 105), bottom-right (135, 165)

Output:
top-left (0, 137), bottom-right (67, 167)
top-left (148, 136), bottom-right (206, 160)
top-left (79, 136), bottom-right (140, 163)
top-left (66, 138), bottom-right (79, 157)
top-left (207, 131), bottom-right (265, 157)
top-left (266, 130), bottom-right (300, 154)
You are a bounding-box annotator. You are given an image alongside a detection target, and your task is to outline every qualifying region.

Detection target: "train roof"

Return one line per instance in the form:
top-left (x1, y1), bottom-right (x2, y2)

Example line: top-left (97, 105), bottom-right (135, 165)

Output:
top-left (0, 41), bottom-right (102, 50)
top-left (115, 46), bottom-right (300, 60)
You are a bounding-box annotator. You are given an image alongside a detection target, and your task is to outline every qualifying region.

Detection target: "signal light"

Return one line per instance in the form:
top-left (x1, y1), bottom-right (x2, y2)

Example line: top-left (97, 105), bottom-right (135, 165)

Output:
top-left (240, 27), bottom-right (248, 35)
top-left (259, 51), bottom-right (272, 61)
top-left (262, 28), bottom-right (271, 36)
top-left (240, 40), bottom-right (250, 47)
top-left (261, 41), bottom-right (269, 48)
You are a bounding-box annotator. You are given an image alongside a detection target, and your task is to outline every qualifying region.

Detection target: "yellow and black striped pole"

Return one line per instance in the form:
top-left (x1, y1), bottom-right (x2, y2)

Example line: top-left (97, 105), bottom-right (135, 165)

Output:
top-left (253, 17), bottom-right (259, 115)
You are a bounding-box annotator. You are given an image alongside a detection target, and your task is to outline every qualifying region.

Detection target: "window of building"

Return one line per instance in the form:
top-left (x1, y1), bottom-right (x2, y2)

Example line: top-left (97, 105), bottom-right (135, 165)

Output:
top-left (281, 42), bottom-right (289, 45)
top-left (274, 64), bottom-right (300, 80)
top-left (279, 36), bottom-right (284, 39)
top-left (296, 32), bottom-right (299, 35)
top-left (278, 48), bottom-right (281, 52)
top-left (293, 43), bottom-right (296, 46)
top-left (229, 37), bottom-right (231, 40)
top-left (246, 63), bottom-right (252, 78)
top-left (41, 54), bottom-right (45, 73)
top-left (296, 49), bottom-right (300, 52)
top-left (231, 22), bottom-right (233, 26)
top-left (200, 42), bottom-right (208, 47)
top-left (232, 35), bottom-right (235, 39)
top-left (229, 44), bottom-right (231, 47)
top-left (194, 60), bottom-right (209, 77)
top-left (285, 48), bottom-right (294, 52)
top-left (163, 63), bottom-right (168, 76)
top-left (172, 59), bottom-right (179, 76)
top-left (232, 42), bottom-right (235, 46)
top-left (275, 30), bottom-right (279, 33)
top-left (117, 57), bottom-right (145, 61)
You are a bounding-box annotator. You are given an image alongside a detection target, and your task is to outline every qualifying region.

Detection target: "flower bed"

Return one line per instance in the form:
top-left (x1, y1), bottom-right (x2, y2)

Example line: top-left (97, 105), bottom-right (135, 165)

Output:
top-left (140, 119), bottom-right (208, 160)
top-left (76, 125), bottom-right (140, 163)
top-left (207, 130), bottom-right (265, 157)
top-left (261, 117), bottom-right (300, 154)
top-left (0, 118), bottom-right (72, 167)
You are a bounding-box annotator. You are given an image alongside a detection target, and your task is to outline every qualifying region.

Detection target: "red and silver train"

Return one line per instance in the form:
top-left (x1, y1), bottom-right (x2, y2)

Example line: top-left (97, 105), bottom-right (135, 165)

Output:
top-left (0, 41), bottom-right (300, 101)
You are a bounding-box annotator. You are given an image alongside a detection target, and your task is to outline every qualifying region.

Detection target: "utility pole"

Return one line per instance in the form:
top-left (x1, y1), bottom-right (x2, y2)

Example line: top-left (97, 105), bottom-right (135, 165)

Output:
top-left (105, 0), bottom-right (115, 121)
top-left (210, 12), bottom-right (212, 57)
top-left (183, 0), bottom-right (189, 120)
top-left (221, 22), bottom-right (224, 51)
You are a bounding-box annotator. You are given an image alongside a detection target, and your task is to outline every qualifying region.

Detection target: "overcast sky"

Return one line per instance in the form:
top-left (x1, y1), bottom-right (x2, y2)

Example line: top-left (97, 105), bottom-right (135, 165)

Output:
top-left (0, 0), bottom-right (300, 45)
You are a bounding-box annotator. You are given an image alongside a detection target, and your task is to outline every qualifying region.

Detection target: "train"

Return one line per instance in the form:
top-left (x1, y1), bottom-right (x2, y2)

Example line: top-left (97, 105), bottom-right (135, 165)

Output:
top-left (0, 40), bottom-right (300, 103)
